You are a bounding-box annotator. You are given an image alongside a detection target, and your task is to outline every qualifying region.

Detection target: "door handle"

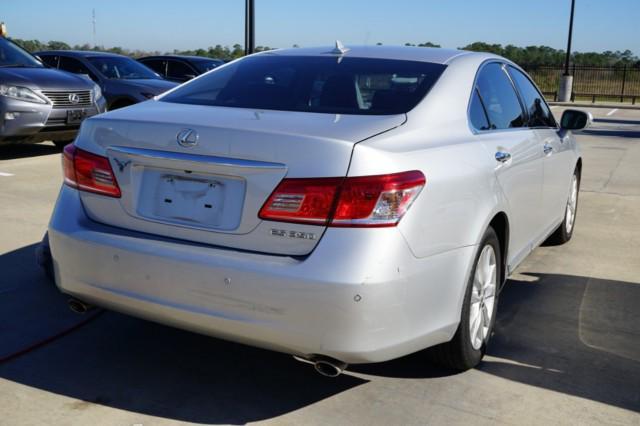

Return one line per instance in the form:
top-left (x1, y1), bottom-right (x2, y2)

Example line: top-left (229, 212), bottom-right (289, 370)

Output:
top-left (495, 151), bottom-right (511, 163)
top-left (543, 144), bottom-right (553, 155)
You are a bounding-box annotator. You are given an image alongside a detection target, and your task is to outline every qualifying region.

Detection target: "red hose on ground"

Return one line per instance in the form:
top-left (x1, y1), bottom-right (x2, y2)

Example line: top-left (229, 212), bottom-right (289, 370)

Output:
top-left (0, 310), bottom-right (103, 364)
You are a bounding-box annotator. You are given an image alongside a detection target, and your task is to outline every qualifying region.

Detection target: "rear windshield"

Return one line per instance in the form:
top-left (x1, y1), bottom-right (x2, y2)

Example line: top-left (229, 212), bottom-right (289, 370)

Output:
top-left (161, 55), bottom-right (446, 115)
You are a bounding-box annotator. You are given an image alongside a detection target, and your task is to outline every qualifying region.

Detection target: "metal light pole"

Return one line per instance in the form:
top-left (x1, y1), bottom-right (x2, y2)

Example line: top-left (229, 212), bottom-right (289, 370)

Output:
top-left (564, 0), bottom-right (575, 75)
top-left (559, 0), bottom-right (576, 101)
top-left (245, 0), bottom-right (255, 55)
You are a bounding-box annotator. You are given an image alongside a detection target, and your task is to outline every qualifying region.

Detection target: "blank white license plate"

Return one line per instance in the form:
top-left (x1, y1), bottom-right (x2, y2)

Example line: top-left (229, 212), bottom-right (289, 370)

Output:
top-left (153, 174), bottom-right (225, 226)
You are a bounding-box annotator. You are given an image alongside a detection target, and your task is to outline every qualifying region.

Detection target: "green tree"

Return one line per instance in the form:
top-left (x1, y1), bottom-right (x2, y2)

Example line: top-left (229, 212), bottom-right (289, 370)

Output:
top-left (46, 40), bottom-right (71, 50)
top-left (417, 42), bottom-right (441, 48)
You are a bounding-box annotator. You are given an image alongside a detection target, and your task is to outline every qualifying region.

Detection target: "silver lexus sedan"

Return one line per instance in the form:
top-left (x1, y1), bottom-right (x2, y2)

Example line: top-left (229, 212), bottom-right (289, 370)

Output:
top-left (48, 45), bottom-right (588, 376)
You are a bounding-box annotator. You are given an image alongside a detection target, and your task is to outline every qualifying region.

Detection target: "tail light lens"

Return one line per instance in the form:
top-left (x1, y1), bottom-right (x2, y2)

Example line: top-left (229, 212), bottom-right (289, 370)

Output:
top-left (63, 144), bottom-right (121, 198)
top-left (259, 171), bottom-right (425, 227)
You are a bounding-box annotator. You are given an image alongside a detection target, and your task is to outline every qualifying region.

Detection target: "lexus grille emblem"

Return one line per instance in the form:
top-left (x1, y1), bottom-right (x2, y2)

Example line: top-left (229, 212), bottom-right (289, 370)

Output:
top-left (68, 93), bottom-right (80, 104)
top-left (177, 128), bottom-right (199, 147)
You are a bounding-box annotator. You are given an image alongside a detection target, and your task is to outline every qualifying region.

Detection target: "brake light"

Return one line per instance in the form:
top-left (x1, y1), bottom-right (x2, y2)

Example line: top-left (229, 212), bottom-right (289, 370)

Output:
top-left (259, 171), bottom-right (425, 227)
top-left (62, 144), bottom-right (121, 198)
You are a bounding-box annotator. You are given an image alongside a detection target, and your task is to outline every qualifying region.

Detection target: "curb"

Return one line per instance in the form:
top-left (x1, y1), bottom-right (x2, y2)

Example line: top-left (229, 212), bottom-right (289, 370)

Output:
top-left (548, 102), bottom-right (640, 110)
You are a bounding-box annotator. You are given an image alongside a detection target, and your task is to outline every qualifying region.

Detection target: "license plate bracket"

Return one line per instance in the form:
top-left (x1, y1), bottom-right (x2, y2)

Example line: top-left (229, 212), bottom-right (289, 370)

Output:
top-left (66, 109), bottom-right (87, 125)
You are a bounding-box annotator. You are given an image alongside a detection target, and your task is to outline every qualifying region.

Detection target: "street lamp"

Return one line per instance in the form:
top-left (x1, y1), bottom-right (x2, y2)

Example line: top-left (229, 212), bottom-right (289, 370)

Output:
top-left (559, 0), bottom-right (576, 102)
top-left (245, 0), bottom-right (255, 55)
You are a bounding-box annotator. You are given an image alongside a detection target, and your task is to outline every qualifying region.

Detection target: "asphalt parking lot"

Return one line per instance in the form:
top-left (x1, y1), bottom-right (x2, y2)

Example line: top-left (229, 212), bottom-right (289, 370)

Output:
top-left (1, 106), bottom-right (639, 425)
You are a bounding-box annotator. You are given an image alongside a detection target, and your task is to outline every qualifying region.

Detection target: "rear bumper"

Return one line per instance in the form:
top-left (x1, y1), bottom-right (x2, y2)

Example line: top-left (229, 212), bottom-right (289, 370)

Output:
top-left (49, 185), bottom-right (475, 363)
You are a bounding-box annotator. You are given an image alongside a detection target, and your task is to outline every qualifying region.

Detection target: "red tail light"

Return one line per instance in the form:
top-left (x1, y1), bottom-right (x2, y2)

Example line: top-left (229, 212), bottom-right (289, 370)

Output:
top-left (63, 144), bottom-right (121, 198)
top-left (259, 171), bottom-right (425, 227)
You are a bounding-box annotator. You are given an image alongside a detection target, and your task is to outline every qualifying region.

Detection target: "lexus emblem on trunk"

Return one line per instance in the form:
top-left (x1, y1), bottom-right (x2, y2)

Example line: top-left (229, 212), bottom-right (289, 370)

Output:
top-left (68, 93), bottom-right (80, 104)
top-left (177, 128), bottom-right (199, 147)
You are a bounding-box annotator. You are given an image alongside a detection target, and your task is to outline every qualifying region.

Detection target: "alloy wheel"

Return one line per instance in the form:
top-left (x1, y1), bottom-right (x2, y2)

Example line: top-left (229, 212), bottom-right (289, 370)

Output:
top-left (469, 244), bottom-right (497, 350)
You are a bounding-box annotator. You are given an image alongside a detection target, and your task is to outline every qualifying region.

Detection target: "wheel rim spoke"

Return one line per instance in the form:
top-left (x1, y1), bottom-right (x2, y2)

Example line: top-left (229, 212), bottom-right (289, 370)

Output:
top-left (470, 308), bottom-right (482, 347)
top-left (469, 244), bottom-right (497, 350)
top-left (566, 175), bottom-right (578, 232)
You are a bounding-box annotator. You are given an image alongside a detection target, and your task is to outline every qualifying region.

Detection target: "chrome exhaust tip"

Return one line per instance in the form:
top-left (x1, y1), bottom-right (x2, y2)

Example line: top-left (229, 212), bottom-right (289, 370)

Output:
top-left (68, 298), bottom-right (93, 314)
top-left (293, 355), bottom-right (348, 377)
top-left (314, 359), bottom-right (347, 377)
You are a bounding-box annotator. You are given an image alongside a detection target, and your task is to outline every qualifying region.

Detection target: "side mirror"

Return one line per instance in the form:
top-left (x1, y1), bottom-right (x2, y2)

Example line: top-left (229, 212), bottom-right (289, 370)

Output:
top-left (560, 109), bottom-right (592, 131)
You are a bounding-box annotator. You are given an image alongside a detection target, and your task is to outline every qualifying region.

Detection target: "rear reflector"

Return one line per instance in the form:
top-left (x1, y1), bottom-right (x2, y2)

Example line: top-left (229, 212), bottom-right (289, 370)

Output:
top-left (63, 144), bottom-right (121, 198)
top-left (259, 171), bottom-right (425, 227)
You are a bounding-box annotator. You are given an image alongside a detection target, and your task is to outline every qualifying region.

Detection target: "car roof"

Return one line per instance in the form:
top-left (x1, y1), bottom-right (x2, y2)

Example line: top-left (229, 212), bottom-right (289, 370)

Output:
top-left (139, 55), bottom-right (223, 62)
top-left (261, 45), bottom-right (476, 65)
top-left (36, 50), bottom-right (128, 58)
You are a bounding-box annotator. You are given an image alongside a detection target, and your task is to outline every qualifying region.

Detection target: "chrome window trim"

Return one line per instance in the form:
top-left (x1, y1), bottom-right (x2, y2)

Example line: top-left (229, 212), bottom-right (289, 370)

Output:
top-left (506, 64), bottom-right (559, 130)
top-left (467, 59), bottom-right (558, 134)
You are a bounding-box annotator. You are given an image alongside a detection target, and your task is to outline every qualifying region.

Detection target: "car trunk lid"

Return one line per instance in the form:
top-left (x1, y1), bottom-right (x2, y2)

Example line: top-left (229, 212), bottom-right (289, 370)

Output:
top-left (74, 101), bottom-right (405, 255)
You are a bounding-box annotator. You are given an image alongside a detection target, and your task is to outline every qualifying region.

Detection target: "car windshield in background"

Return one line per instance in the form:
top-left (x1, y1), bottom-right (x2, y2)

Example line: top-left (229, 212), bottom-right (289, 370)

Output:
top-left (192, 59), bottom-right (224, 73)
top-left (88, 56), bottom-right (160, 80)
top-left (161, 55), bottom-right (446, 115)
top-left (0, 38), bottom-right (43, 68)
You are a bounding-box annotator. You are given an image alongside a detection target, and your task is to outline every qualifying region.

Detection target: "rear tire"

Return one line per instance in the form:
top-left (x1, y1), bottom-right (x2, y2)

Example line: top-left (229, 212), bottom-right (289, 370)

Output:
top-left (545, 168), bottom-right (580, 245)
top-left (430, 227), bottom-right (501, 371)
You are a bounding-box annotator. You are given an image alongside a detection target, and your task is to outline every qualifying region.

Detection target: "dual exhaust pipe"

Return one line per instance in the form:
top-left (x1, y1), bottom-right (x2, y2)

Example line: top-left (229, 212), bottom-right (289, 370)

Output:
top-left (294, 355), bottom-right (348, 378)
top-left (69, 298), bottom-right (347, 377)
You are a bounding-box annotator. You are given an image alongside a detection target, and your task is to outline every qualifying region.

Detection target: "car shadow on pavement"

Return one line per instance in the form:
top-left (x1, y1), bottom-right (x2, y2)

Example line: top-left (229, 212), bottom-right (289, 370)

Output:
top-left (0, 143), bottom-right (60, 161)
top-left (1, 244), bottom-right (638, 420)
top-left (359, 272), bottom-right (640, 412)
top-left (593, 118), bottom-right (640, 126)
top-left (0, 244), bottom-right (366, 424)
top-left (482, 272), bottom-right (640, 413)
top-left (580, 129), bottom-right (640, 138)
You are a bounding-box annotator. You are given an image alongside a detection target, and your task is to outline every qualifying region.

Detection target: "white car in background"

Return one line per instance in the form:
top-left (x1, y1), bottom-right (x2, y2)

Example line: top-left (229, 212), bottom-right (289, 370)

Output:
top-left (47, 45), bottom-right (589, 376)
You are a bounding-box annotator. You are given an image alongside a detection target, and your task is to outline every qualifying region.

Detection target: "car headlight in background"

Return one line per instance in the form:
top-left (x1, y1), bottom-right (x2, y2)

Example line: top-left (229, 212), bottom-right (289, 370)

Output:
top-left (0, 84), bottom-right (46, 104)
top-left (93, 84), bottom-right (103, 102)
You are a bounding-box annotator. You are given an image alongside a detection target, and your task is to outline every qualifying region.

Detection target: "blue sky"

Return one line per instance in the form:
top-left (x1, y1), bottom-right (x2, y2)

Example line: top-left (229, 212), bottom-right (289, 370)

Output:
top-left (3, 0), bottom-right (639, 54)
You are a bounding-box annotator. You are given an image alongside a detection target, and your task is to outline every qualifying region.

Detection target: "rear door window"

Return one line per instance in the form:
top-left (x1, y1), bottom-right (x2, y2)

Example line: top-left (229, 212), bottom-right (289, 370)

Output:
top-left (59, 56), bottom-right (99, 82)
top-left (508, 66), bottom-right (557, 128)
top-left (167, 60), bottom-right (196, 81)
top-left (40, 55), bottom-right (59, 68)
top-left (469, 89), bottom-right (491, 130)
top-left (141, 59), bottom-right (167, 77)
top-left (475, 63), bottom-right (525, 130)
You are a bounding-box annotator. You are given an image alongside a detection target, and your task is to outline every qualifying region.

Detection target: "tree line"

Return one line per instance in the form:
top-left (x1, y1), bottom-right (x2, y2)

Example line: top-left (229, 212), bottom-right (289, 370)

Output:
top-left (10, 38), bottom-right (640, 67)
top-left (10, 39), bottom-right (273, 61)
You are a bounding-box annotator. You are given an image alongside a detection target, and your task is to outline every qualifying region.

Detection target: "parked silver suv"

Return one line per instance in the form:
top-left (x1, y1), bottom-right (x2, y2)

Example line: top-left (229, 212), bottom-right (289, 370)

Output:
top-left (0, 37), bottom-right (106, 147)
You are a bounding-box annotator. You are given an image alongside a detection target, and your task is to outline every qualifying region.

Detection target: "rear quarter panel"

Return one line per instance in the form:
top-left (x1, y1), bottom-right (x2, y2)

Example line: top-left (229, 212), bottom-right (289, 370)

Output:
top-left (350, 134), bottom-right (504, 259)
top-left (349, 52), bottom-right (510, 260)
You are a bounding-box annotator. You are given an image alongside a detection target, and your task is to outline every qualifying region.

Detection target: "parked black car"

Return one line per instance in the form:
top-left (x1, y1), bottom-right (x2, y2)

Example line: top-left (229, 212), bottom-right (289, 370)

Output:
top-left (138, 55), bottom-right (224, 83)
top-left (0, 38), bottom-right (106, 147)
top-left (36, 51), bottom-right (178, 110)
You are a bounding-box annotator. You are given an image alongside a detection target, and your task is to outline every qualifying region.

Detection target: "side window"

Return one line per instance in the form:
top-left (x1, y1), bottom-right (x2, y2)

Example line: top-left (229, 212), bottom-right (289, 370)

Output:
top-left (141, 59), bottom-right (166, 76)
top-left (167, 60), bottom-right (195, 80)
top-left (475, 63), bottom-right (525, 130)
top-left (508, 66), bottom-right (557, 128)
top-left (469, 88), bottom-right (490, 130)
top-left (40, 55), bottom-right (59, 68)
top-left (59, 56), bottom-right (99, 82)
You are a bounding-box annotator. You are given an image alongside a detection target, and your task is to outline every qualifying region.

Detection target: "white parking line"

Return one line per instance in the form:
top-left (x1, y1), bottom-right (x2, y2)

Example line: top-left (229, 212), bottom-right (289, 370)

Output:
top-left (550, 106), bottom-right (558, 109)
top-left (0, 172), bottom-right (14, 177)
top-left (606, 108), bottom-right (619, 116)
